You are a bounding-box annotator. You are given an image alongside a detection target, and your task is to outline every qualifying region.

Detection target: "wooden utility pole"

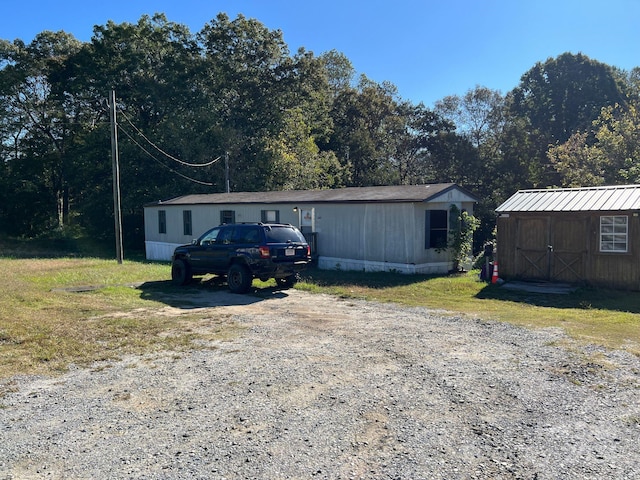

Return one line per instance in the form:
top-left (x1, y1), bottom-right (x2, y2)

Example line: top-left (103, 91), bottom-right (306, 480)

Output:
top-left (225, 151), bottom-right (230, 193)
top-left (109, 90), bottom-right (124, 264)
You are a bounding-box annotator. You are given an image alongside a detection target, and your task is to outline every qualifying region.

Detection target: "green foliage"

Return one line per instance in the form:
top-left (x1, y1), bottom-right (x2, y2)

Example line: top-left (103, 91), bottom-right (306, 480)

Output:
top-left (1, 11), bottom-right (639, 255)
top-left (447, 204), bottom-right (481, 271)
top-left (549, 101), bottom-right (640, 187)
top-left (508, 52), bottom-right (629, 187)
top-left (266, 108), bottom-right (351, 190)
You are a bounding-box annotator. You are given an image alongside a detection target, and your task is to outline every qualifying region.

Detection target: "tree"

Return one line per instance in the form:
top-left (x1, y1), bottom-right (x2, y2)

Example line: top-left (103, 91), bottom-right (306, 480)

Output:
top-left (266, 108), bottom-right (350, 190)
top-left (319, 49), bottom-right (355, 98)
top-left (508, 52), bottom-right (629, 186)
top-left (391, 102), bottom-right (454, 185)
top-left (435, 86), bottom-right (506, 152)
top-left (547, 132), bottom-right (606, 187)
top-left (67, 14), bottom-right (207, 246)
top-left (327, 76), bottom-right (405, 186)
top-left (597, 102), bottom-right (640, 183)
top-left (549, 101), bottom-right (640, 186)
top-left (0, 31), bottom-right (83, 231)
top-left (511, 53), bottom-right (628, 143)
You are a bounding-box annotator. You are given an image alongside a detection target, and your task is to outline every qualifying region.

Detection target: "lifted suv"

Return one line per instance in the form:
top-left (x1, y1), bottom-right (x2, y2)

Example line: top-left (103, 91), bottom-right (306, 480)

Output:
top-left (171, 223), bottom-right (311, 293)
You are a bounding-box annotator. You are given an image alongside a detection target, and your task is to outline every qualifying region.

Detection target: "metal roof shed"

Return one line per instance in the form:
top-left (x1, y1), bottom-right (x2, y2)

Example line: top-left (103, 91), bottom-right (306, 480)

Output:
top-left (495, 185), bottom-right (640, 290)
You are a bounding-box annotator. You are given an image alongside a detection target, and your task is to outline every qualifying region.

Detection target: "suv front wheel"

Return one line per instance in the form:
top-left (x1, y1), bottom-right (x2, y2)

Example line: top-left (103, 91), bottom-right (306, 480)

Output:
top-left (227, 264), bottom-right (252, 293)
top-left (171, 258), bottom-right (192, 286)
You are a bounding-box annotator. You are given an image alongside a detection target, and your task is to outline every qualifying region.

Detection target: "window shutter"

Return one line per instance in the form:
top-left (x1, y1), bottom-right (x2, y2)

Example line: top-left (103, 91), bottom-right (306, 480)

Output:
top-left (424, 211), bottom-right (431, 249)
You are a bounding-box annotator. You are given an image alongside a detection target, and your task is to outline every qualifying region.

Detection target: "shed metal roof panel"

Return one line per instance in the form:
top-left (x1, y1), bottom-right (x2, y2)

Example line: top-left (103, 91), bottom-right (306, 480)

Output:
top-left (496, 185), bottom-right (640, 213)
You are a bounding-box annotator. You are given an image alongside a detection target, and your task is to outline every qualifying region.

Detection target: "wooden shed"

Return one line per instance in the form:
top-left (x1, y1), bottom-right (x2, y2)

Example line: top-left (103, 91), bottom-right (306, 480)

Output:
top-left (495, 185), bottom-right (640, 290)
top-left (143, 183), bottom-right (478, 275)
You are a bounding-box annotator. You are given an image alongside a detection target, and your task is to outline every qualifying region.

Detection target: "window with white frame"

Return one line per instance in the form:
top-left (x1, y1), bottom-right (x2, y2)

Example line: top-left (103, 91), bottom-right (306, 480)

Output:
top-left (220, 210), bottom-right (235, 224)
top-left (261, 209), bottom-right (279, 223)
top-left (600, 215), bottom-right (628, 252)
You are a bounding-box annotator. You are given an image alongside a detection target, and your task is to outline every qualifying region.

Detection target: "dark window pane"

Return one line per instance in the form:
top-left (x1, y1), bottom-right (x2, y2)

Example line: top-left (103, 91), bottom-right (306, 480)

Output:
top-left (158, 210), bottom-right (166, 234)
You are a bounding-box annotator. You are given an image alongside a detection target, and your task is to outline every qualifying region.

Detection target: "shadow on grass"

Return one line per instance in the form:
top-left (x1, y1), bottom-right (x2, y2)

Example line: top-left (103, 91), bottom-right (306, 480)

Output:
top-left (136, 277), bottom-right (291, 309)
top-left (299, 266), bottom-right (436, 289)
top-left (0, 235), bottom-right (133, 260)
top-left (476, 282), bottom-right (640, 314)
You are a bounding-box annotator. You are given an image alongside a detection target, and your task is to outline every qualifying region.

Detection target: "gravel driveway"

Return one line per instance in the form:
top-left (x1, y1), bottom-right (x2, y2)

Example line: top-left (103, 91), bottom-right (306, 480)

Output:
top-left (1, 289), bottom-right (639, 479)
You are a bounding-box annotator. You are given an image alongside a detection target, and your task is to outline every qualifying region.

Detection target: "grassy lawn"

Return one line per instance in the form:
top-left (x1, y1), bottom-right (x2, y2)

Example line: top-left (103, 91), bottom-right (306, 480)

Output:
top-left (0, 257), bottom-right (243, 382)
top-left (1, 252), bottom-right (639, 382)
top-left (297, 268), bottom-right (640, 356)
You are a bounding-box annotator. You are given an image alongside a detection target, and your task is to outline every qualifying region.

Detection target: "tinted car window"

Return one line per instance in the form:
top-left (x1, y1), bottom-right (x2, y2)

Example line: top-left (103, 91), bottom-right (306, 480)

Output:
top-left (199, 227), bottom-right (221, 245)
top-left (265, 226), bottom-right (306, 243)
top-left (217, 226), bottom-right (234, 244)
top-left (233, 226), bottom-right (262, 244)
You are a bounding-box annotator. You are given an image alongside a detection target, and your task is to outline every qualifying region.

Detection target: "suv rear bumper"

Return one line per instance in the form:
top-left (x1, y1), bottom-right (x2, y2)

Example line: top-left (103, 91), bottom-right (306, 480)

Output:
top-left (249, 259), bottom-right (308, 278)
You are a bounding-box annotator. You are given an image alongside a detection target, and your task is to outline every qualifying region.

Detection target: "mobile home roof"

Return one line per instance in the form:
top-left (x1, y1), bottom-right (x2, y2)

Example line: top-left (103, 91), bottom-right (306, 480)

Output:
top-left (147, 183), bottom-right (478, 207)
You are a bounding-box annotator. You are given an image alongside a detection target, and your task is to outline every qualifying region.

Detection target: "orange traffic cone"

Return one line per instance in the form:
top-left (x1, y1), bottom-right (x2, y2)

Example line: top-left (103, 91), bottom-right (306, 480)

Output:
top-left (491, 261), bottom-right (499, 284)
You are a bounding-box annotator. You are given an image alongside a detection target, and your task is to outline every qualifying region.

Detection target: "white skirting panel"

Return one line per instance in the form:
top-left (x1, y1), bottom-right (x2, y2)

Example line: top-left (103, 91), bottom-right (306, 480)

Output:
top-left (317, 256), bottom-right (451, 275)
top-left (145, 241), bottom-right (182, 261)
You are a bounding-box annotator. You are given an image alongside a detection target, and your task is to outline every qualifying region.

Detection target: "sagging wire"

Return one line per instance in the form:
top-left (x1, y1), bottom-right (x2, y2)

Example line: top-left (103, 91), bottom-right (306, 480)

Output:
top-left (118, 107), bottom-right (220, 168)
top-left (117, 125), bottom-right (215, 186)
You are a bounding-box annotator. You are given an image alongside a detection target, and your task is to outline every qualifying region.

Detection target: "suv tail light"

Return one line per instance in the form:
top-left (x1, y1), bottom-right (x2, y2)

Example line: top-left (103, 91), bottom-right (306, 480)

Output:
top-left (306, 245), bottom-right (311, 257)
top-left (259, 246), bottom-right (271, 258)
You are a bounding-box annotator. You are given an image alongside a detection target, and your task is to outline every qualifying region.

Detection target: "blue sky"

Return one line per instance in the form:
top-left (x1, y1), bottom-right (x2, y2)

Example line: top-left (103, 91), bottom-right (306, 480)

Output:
top-left (2, 0), bottom-right (638, 106)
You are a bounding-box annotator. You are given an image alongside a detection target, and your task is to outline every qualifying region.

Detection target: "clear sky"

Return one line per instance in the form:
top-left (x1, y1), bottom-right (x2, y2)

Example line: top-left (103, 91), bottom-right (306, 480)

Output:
top-left (2, 0), bottom-right (638, 107)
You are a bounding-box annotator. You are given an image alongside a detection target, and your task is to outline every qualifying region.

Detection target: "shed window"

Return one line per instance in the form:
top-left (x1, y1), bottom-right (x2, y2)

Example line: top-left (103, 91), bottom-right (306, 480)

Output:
top-left (183, 210), bottom-right (192, 236)
top-left (425, 210), bottom-right (448, 249)
top-left (158, 210), bottom-right (166, 234)
top-left (600, 215), bottom-right (628, 252)
top-left (220, 210), bottom-right (235, 224)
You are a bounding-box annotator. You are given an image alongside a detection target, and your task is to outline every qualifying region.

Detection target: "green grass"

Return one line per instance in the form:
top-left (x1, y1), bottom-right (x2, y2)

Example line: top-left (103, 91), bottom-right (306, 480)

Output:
top-left (297, 268), bottom-right (640, 355)
top-left (0, 250), bottom-right (638, 382)
top-left (0, 257), bottom-right (242, 380)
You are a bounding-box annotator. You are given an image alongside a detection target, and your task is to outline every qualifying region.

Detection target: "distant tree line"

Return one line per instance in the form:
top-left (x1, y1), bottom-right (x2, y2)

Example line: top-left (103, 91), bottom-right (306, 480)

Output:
top-left (1, 13), bottom-right (639, 251)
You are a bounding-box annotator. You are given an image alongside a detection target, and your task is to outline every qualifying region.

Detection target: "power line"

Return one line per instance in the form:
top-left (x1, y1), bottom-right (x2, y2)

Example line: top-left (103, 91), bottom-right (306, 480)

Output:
top-left (118, 108), bottom-right (220, 168)
top-left (118, 126), bottom-right (215, 186)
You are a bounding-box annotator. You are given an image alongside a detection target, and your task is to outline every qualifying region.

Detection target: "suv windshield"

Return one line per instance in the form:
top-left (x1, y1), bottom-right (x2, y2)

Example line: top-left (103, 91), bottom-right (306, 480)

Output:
top-left (265, 226), bottom-right (306, 243)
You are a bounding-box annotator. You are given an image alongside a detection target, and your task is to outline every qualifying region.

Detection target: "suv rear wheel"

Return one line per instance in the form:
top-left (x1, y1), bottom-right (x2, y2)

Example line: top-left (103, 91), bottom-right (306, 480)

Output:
top-left (227, 264), bottom-right (252, 293)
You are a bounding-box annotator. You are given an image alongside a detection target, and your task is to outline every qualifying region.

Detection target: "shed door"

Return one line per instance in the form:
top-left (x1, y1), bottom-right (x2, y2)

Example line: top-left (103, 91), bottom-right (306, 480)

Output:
top-left (549, 217), bottom-right (588, 283)
top-left (515, 216), bottom-right (588, 282)
top-left (515, 217), bottom-right (551, 280)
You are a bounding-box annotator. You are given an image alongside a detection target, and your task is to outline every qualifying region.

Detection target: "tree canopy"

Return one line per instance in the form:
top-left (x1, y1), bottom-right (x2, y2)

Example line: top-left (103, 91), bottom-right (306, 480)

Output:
top-left (1, 14), bottom-right (639, 253)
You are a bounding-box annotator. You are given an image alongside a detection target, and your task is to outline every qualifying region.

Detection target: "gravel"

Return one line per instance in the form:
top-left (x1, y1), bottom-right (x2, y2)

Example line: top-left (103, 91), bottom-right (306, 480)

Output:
top-left (1, 289), bottom-right (639, 479)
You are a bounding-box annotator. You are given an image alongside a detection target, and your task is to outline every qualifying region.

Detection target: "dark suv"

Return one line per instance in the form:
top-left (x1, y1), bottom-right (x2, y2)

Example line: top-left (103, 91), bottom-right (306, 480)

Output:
top-left (171, 223), bottom-right (311, 293)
